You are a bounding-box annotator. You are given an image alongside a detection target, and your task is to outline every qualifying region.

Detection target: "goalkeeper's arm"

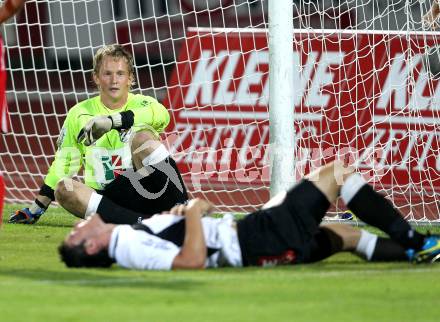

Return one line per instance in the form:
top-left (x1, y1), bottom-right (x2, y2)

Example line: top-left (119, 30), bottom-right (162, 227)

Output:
top-left (77, 111), bottom-right (134, 146)
top-left (9, 146), bottom-right (82, 223)
top-left (8, 184), bottom-right (54, 224)
top-left (77, 96), bottom-right (170, 145)
top-left (30, 184), bottom-right (55, 213)
top-left (9, 111), bottom-right (83, 223)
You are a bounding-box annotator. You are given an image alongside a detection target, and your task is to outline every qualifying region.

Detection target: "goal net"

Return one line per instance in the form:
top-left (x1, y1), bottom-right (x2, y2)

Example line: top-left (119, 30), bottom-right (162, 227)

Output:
top-left (1, 0), bottom-right (439, 222)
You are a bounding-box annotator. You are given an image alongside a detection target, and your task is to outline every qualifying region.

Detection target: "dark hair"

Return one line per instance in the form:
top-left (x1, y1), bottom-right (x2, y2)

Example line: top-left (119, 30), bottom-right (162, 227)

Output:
top-left (58, 241), bottom-right (115, 268)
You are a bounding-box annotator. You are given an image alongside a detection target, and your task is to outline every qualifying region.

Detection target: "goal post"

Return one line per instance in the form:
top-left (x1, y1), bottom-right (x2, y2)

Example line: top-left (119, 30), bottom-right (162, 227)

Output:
top-left (1, 0), bottom-right (440, 223)
top-left (268, 0), bottom-right (295, 198)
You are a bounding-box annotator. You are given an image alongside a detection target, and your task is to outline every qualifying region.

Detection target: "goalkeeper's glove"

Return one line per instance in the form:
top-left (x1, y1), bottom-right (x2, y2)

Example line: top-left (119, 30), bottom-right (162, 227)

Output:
top-left (77, 115), bottom-right (115, 146)
top-left (77, 111), bottom-right (135, 146)
top-left (9, 207), bottom-right (45, 224)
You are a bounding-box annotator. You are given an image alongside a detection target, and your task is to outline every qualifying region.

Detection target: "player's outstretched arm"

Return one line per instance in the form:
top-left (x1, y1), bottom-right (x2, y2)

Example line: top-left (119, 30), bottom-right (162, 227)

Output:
top-left (171, 199), bottom-right (213, 269)
top-left (10, 110), bottom-right (82, 224)
top-left (0, 0), bottom-right (26, 24)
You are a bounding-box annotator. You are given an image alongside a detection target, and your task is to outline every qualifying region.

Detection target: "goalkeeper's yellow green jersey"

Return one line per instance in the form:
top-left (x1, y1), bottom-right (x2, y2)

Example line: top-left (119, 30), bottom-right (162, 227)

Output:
top-left (44, 93), bottom-right (170, 190)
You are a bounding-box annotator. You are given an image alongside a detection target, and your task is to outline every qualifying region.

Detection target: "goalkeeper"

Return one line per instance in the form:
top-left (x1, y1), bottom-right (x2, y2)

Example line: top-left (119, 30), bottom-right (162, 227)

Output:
top-left (59, 161), bottom-right (440, 269)
top-left (9, 44), bottom-right (188, 224)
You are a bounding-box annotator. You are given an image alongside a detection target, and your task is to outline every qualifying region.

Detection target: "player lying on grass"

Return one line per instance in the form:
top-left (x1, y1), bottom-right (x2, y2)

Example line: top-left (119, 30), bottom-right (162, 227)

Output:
top-left (59, 161), bottom-right (440, 269)
top-left (10, 44), bottom-right (188, 224)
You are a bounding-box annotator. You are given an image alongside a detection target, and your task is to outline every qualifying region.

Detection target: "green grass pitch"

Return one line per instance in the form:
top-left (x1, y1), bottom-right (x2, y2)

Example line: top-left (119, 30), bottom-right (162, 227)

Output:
top-left (1, 204), bottom-right (439, 322)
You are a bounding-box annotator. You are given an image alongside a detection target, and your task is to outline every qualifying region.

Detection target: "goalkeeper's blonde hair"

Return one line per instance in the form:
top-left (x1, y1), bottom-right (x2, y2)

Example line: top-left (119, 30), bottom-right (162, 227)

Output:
top-left (93, 44), bottom-right (135, 87)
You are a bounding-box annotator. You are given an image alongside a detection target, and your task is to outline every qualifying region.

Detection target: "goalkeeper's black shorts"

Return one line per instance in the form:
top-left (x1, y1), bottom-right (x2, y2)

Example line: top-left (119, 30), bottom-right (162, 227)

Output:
top-left (237, 179), bottom-right (330, 266)
top-left (97, 157), bottom-right (188, 218)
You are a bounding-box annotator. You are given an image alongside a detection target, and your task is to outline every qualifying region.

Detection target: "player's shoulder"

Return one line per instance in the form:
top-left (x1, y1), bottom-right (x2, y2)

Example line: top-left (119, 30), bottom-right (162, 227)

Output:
top-left (67, 96), bottom-right (100, 115)
top-left (128, 93), bottom-right (161, 107)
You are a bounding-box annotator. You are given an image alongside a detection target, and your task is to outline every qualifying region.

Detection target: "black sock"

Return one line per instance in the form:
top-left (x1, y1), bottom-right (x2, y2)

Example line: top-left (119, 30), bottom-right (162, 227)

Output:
top-left (97, 196), bottom-right (143, 224)
top-left (346, 184), bottom-right (424, 250)
top-left (370, 237), bottom-right (408, 261)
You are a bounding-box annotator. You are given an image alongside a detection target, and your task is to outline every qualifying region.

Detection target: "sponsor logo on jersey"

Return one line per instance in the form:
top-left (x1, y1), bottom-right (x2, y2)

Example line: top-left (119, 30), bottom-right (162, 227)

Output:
top-left (141, 100), bottom-right (151, 107)
top-left (101, 155), bottom-right (123, 181)
top-left (257, 250), bottom-right (296, 267)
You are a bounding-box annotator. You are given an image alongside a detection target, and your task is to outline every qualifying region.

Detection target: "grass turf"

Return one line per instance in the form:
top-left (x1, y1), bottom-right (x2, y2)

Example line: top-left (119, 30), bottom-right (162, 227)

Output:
top-left (1, 204), bottom-right (440, 322)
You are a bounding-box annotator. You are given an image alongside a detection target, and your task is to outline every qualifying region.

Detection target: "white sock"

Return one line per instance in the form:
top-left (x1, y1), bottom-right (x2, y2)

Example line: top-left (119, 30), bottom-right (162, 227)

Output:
top-left (85, 192), bottom-right (103, 219)
top-left (141, 144), bottom-right (170, 167)
top-left (355, 229), bottom-right (378, 261)
top-left (340, 173), bottom-right (367, 205)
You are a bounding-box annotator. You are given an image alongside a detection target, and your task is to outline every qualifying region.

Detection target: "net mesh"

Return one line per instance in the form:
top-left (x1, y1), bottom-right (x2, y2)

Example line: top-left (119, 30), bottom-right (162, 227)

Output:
top-left (1, 0), bottom-right (439, 222)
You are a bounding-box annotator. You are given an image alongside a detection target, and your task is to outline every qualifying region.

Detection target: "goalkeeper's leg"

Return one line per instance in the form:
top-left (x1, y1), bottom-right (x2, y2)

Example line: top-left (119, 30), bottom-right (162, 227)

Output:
top-left (55, 178), bottom-right (145, 224)
top-left (55, 130), bottom-right (188, 223)
top-left (54, 179), bottom-right (94, 218)
top-left (99, 130), bottom-right (188, 215)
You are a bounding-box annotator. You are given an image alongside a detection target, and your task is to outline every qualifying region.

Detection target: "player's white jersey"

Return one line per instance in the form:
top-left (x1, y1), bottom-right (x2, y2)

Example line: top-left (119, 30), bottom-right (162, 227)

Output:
top-left (108, 214), bottom-right (242, 270)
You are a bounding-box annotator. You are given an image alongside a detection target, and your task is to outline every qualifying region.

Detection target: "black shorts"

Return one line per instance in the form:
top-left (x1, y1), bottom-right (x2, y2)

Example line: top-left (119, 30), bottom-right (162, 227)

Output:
top-left (237, 179), bottom-right (330, 266)
top-left (97, 158), bottom-right (188, 218)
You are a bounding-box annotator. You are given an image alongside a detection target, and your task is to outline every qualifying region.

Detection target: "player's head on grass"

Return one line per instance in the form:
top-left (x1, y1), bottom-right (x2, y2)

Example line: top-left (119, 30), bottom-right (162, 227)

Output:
top-left (58, 241), bottom-right (114, 268)
top-left (92, 44), bottom-right (135, 109)
top-left (59, 214), bottom-right (115, 268)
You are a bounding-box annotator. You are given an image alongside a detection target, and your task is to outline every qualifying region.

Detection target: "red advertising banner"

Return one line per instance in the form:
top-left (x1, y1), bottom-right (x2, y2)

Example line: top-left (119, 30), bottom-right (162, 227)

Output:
top-left (164, 28), bottom-right (440, 214)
